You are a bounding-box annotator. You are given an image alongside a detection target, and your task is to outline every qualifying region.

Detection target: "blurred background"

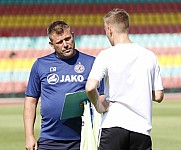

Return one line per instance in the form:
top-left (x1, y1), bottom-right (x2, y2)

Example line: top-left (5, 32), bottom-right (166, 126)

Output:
top-left (0, 1), bottom-right (181, 150)
top-left (0, 0), bottom-right (180, 98)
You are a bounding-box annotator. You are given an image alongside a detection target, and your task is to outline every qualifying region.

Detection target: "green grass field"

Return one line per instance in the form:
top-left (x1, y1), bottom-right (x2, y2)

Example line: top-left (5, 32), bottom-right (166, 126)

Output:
top-left (151, 100), bottom-right (181, 150)
top-left (0, 100), bottom-right (181, 150)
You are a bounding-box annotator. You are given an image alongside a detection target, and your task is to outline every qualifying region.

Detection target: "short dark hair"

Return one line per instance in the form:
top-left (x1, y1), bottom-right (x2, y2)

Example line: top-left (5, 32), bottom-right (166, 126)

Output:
top-left (47, 20), bottom-right (70, 41)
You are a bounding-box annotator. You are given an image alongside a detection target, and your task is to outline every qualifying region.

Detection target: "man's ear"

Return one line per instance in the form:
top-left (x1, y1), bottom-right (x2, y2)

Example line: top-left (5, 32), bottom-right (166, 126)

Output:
top-left (108, 26), bottom-right (113, 36)
top-left (49, 41), bottom-right (54, 49)
top-left (71, 32), bottom-right (74, 37)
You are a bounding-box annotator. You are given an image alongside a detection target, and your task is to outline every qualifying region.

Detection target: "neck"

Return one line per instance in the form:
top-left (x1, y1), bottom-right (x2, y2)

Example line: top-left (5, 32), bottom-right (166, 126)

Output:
top-left (114, 33), bottom-right (131, 45)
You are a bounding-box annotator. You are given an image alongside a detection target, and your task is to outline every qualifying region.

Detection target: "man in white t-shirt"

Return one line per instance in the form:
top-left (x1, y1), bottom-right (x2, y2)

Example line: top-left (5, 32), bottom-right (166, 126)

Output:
top-left (86, 8), bottom-right (164, 150)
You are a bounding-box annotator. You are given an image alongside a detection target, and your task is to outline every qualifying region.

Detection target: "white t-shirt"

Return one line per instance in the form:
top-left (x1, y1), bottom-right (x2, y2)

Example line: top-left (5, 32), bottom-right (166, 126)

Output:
top-left (88, 43), bottom-right (163, 136)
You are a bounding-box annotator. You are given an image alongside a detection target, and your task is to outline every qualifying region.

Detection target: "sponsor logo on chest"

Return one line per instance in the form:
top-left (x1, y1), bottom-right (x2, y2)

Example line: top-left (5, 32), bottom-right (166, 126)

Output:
top-left (47, 62), bottom-right (85, 85)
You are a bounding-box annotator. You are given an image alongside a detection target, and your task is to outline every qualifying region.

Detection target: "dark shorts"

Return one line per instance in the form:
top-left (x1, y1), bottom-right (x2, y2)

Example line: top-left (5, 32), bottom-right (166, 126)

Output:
top-left (37, 138), bottom-right (80, 150)
top-left (98, 127), bottom-right (152, 150)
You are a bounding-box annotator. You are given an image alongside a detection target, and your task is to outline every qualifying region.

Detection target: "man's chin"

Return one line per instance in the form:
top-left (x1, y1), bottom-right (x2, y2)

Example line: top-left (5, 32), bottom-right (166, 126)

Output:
top-left (64, 51), bottom-right (75, 59)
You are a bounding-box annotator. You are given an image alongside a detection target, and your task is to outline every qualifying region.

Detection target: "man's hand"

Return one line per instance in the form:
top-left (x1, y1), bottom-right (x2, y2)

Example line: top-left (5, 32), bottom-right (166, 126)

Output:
top-left (25, 135), bottom-right (38, 150)
top-left (95, 95), bottom-right (111, 113)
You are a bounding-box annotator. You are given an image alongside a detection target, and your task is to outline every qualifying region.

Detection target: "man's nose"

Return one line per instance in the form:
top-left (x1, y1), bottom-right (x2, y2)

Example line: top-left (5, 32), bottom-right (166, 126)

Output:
top-left (63, 40), bottom-right (68, 47)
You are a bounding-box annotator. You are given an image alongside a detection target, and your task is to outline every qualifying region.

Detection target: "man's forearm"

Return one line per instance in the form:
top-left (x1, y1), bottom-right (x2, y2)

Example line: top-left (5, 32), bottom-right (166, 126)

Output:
top-left (86, 89), bottom-right (108, 113)
top-left (86, 78), bottom-right (109, 113)
top-left (24, 97), bottom-right (39, 149)
top-left (24, 97), bottom-right (37, 138)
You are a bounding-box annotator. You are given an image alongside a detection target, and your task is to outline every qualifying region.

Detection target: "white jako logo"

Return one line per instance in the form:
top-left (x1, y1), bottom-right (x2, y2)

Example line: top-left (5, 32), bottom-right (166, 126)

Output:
top-left (47, 73), bottom-right (59, 84)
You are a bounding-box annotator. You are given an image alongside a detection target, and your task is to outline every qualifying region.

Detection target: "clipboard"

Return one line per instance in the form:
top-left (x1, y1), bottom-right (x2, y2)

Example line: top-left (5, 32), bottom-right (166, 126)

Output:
top-left (60, 91), bottom-right (88, 120)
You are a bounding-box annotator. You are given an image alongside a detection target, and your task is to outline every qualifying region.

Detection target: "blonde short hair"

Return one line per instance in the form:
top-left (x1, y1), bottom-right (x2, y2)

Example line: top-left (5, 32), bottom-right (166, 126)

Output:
top-left (103, 8), bottom-right (130, 33)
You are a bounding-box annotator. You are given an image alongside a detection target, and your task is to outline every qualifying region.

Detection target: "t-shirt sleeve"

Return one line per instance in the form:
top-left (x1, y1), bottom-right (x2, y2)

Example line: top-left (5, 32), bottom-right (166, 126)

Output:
top-left (152, 57), bottom-right (164, 91)
top-left (25, 59), bottom-right (41, 98)
top-left (88, 51), bottom-right (107, 82)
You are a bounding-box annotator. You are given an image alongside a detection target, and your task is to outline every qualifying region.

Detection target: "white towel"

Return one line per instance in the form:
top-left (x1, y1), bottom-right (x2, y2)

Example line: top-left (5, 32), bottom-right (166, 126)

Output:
top-left (80, 101), bottom-right (102, 150)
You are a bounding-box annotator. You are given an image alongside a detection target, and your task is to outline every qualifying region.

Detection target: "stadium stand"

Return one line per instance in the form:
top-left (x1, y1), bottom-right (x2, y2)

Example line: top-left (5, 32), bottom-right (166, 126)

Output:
top-left (0, 3), bottom-right (180, 36)
top-left (0, 0), bottom-right (180, 96)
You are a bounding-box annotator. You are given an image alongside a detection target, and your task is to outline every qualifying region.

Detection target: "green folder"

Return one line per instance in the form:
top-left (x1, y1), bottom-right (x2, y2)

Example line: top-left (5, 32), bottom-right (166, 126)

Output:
top-left (60, 91), bottom-right (88, 120)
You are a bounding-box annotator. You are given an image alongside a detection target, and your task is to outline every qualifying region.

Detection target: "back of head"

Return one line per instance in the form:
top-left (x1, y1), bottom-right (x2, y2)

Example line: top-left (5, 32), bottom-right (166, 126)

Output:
top-left (103, 8), bottom-right (130, 34)
top-left (47, 20), bottom-right (71, 42)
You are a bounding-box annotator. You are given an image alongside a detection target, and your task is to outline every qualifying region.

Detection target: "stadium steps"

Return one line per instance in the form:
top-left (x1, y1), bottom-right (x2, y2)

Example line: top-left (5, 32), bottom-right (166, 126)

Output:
top-left (0, 81), bottom-right (27, 94)
top-left (0, 3), bottom-right (180, 15)
top-left (0, 2), bottom-right (180, 36)
top-left (0, 50), bottom-right (53, 58)
top-left (0, 0), bottom-right (180, 4)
